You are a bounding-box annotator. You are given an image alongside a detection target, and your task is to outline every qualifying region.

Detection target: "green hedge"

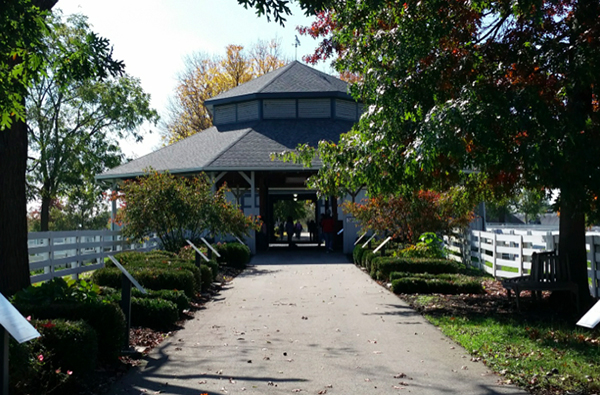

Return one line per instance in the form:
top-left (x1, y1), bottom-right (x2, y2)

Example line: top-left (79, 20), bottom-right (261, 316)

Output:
top-left (108, 253), bottom-right (202, 292)
top-left (353, 245), bottom-right (366, 265)
top-left (9, 319), bottom-right (97, 395)
top-left (371, 256), bottom-right (460, 281)
top-left (105, 287), bottom-right (190, 315)
top-left (36, 319), bottom-right (98, 374)
top-left (206, 259), bottom-right (219, 281)
top-left (14, 301), bottom-right (125, 362)
top-left (391, 274), bottom-right (484, 295)
top-left (215, 243), bottom-right (251, 269)
top-left (129, 297), bottom-right (179, 330)
top-left (92, 267), bottom-right (196, 297)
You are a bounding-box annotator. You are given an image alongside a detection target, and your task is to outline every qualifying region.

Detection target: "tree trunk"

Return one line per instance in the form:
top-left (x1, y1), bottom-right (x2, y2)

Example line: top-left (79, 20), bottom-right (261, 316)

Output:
top-left (40, 193), bottom-right (52, 232)
top-left (0, 118), bottom-right (32, 296)
top-left (558, 194), bottom-right (592, 311)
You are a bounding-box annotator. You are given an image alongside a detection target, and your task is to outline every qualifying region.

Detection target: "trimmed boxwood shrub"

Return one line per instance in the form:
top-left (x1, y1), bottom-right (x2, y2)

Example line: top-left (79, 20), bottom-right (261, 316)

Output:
top-left (107, 254), bottom-right (202, 292)
top-left (390, 273), bottom-right (484, 295)
top-left (36, 319), bottom-right (98, 374)
top-left (92, 267), bottom-right (196, 297)
top-left (353, 245), bottom-right (366, 265)
top-left (129, 297), bottom-right (179, 330)
top-left (215, 243), bottom-right (251, 269)
top-left (207, 259), bottom-right (219, 281)
top-left (371, 256), bottom-right (460, 281)
top-left (14, 301), bottom-right (125, 362)
top-left (105, 288), bottom-right (190, 315)
top-left (200, 264), bottom-right (212, 292)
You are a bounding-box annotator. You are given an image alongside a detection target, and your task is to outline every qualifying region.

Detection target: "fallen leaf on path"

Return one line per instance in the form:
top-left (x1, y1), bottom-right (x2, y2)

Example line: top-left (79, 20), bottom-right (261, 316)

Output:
top-left (198, 380), bottom-right (207, 384)
top-left (394, 373), bottom-right (406, 378)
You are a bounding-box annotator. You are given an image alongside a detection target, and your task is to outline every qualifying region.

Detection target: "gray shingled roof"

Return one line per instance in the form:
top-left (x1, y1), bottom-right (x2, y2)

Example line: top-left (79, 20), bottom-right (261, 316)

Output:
top-left (97, 119), bottom-right (355, 181)
top-left (204, 61), bottom-right (352, 108)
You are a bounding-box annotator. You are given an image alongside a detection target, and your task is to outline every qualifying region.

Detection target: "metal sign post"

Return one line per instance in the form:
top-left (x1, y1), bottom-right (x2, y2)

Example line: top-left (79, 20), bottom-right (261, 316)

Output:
top-left (1, 293), bottom-right (41, 395)
top-left (107, 256), bottom-right (147, 352)
top-left (362, 233), bottom-right (377, 249)
top-left (1, 327), bottom-right (8, 395)
top-left (201, 237), bottom-right (221, 261)
top-left (186, 240), bottom-right (209, 267)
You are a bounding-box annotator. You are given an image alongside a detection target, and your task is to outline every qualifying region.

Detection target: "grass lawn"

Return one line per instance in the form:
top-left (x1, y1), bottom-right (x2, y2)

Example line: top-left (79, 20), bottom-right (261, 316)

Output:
top-left (400, 282), bottom-right (600, 395)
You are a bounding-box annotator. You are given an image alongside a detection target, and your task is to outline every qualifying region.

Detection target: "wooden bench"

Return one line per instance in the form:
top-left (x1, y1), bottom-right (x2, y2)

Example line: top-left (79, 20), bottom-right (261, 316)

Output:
top-left (502, 250), bottom-right (579, 310)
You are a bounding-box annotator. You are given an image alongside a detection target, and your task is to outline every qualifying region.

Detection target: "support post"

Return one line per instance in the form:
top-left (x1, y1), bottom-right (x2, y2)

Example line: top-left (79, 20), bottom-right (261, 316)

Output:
top-left (121, 275), bottom-right (132, 351)
top-left (1, 327), bottom-right (8, 395)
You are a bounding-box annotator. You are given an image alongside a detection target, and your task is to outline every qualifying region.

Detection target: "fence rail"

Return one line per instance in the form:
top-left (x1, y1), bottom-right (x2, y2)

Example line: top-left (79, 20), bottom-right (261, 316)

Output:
top-left (444, 229), bottom-right (600, 298)
top-left (28, 230), bottom-right (159, 284)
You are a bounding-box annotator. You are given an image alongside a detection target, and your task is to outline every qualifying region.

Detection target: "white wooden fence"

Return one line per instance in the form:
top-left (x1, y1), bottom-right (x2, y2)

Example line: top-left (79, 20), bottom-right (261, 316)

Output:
top-left (444, 229), bottom-right (600, 297)
top-left (28, 230), bottom-right (159, 284)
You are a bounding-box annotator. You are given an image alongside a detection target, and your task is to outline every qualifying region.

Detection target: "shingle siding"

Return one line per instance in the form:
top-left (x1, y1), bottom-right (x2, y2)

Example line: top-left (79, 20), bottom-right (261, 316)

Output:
top-left (263, 99), bottom-right (296, 119)
top-left (298, 99), bottom-right (331, 118)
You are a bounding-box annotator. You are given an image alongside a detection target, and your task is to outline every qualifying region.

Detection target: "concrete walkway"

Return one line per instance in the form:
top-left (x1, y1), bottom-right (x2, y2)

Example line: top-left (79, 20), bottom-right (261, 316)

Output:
top-left (112, 249), bottom-right (526, 395)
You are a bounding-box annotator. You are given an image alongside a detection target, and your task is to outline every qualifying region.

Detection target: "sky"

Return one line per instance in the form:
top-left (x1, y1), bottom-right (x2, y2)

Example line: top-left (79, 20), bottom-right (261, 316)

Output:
top-left (55, 0), bottom-right (326, 158)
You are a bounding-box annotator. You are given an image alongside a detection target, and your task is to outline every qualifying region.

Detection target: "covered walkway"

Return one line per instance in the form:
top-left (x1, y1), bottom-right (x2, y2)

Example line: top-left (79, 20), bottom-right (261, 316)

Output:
top-left (111, 251), bottom-right (525, 394)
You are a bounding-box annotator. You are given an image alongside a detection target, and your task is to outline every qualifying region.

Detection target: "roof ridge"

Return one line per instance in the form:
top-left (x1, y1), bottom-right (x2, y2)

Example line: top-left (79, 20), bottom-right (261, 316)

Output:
top-left (255, 61), bottom-right (300, 94)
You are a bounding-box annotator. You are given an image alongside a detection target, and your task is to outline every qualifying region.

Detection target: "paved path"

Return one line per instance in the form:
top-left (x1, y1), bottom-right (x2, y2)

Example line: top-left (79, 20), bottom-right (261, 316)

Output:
top-left (112, 249), bottom-right (526, 395)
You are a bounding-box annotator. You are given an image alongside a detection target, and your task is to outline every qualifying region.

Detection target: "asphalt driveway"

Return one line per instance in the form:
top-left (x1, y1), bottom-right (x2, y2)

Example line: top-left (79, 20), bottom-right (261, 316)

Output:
top-left (111, 248), bottom-right (526, 395)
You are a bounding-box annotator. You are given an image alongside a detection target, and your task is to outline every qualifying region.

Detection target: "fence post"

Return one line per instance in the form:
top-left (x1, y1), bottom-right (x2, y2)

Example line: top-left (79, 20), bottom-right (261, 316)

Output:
top-left (589, 236), bottom-right (598, 298)
top-left (492, 232), bottom-right (497, 278)
top-left (476, 231), bottom-right (482, 271)
top-left (46, 232), bottom-right (54, 280)
top-left (71, 232), bottom-right (80, 281)
top-left (518, 234), bottom-right (524, 276)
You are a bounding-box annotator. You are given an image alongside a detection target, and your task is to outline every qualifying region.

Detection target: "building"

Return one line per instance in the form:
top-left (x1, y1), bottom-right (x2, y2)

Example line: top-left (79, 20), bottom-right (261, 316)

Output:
top-left (97, 61), bottom-right (363, 253)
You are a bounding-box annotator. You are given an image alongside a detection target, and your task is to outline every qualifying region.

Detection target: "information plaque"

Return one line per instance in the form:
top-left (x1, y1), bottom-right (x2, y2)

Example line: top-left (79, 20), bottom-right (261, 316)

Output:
top-left (200, 237), bottom-right (221, 258)
top-left (0, 293), bottom-right (40, 344)
top-left (576, 300), bottom-right (600, 329)
top-left (186, 240), bottom-right (209, 262)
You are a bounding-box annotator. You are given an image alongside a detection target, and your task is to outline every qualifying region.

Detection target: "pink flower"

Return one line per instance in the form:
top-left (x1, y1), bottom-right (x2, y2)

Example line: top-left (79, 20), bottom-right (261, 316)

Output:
top-left (38, 354), bottom-right (44, 362)
top-left (26, 315), bottom-right (31, 321)
top-left (67, 370), bottom-right (73, 376)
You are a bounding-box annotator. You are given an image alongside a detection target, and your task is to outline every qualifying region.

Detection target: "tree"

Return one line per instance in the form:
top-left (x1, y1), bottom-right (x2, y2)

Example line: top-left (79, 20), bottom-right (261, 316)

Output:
top-left (27, 194), bottom-right (111, 232)
top-left (343, 189), bottom-right (474, 244)
top-left (27, 13), bottom-right (159, 231)
top-left (273, 200), bottom-right (307, 223)
top-left (1, 0), bottom-right (128, 296)
top-left (162, 39), bottom-right (288, 144)
top-left (281, 0), bottom-right (599, 309)
top-left (115, 170), bottom-right (260, 253)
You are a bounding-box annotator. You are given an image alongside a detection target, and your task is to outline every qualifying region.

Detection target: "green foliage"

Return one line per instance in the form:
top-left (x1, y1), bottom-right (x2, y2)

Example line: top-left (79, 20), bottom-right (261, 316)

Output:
top-left (207, 259), bottom-right (219, 281)
top-left (116, 170), bottom-right (260, 253)
top-left (371, 256), bottom-right (459, 282)
top-left (343, 191), bottom-right (474, 244)
top-left (396, 233), bottom-right (446, 259)
top-left (25, 13), bottom-right (157, 231)
top-left (273, 199), bottom-right (307, 222)
top-left (14, 301), bottom-right (126, 362)
top-left (9, 318), bottom-right (97, 395)
top-left (107, 251), bottom-right (202, 293)
top-left (200, 264), bottom-right (213, 292)
top-left (105, 287), bottom-right (191, 315)
top-left (92, 267), bottom-right (196, 298)
top-left (129, 297), bottom-right (179, 331)
top-left (215, 242), bottom-right (251, 269)
top-left (390, 273), bottom-right (484, 294)
top-left (35, 318), bottom-right (98, 374)
top-left (12, 277), bottom-right (103, 306)
top-left (353, 245), bottom-right (366, 265)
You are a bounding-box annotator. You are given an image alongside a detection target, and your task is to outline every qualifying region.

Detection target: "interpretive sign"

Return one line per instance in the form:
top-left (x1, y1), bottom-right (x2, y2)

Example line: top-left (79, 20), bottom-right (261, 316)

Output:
top-left (108, 256), bottom-right (146, 294)
top-left (107, 256), bottom-right (146, 351)
top-left (201, 237), bottom-right (221, 258)
top-left (1, 292), bottom-right (41, 395)
top-left (373, 236), bottom-right (392, 254)
top-left (354, 232), bottom-right (368, 246)
top-left (577, 300), bottom-right (600, 329)
top-left (362, 233), bottom-right (377, 248)
top-left (186, 240), bottom-right (209, 262)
